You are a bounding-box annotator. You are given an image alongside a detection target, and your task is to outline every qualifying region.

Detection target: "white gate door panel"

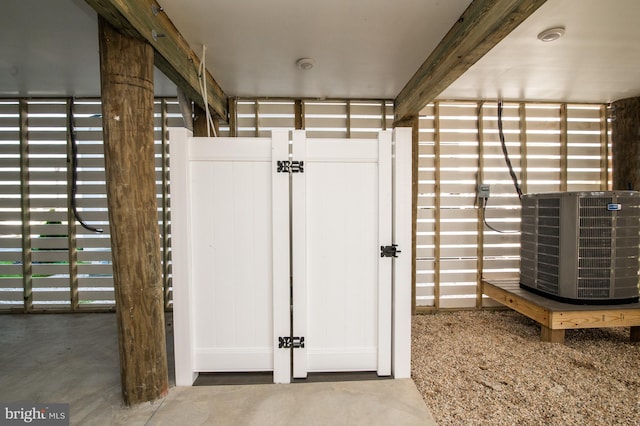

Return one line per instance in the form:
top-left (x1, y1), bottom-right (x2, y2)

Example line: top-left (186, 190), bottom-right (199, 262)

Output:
top-left (172, 130), bottom-right (291, 385)
top-left (189, 158), bottom-right (273, 371)
top-left (292, 131), bottom-right (392, 377)
top-left (171, 128), bottom-right (410, 385)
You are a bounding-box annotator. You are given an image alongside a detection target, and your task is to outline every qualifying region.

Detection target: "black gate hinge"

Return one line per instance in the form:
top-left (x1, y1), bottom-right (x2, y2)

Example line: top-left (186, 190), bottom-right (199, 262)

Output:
top-left (278, 336), bottom-right (305, 349)
top-left (380, 244), bottom-right (401, 258)
top-left (277, 160), bottom-right (304, 173)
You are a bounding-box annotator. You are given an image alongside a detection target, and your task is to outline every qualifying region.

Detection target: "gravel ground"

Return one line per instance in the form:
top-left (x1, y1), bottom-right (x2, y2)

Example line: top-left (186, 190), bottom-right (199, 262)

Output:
top-left (412, 310), bottom-right (640, 425)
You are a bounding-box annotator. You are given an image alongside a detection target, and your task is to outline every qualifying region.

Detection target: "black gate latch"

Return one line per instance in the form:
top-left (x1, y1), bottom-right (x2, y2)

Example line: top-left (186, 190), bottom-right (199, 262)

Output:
top-left (380, 244), bottom-right (401, 258)
top-left (278, 336), bottom-right (305, 349)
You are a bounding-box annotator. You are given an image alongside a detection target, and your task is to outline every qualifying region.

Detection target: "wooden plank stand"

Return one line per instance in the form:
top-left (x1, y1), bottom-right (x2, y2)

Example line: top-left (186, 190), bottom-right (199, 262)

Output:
top-left (482, 280), bottom-right (640, 344)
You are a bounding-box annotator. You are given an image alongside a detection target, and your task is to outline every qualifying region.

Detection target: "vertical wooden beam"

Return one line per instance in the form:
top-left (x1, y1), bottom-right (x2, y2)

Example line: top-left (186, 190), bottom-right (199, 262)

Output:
top-left (192, 103), bottom-right (207, 137)
top-left (559, 104), bottom-right (568, 192)
top-left (66, 99), bottom-right (79, 311)
top-left (476, 102), bottom-right (485, 309)
top-left (228, 98), bottom-right (238, 137)
top-left (193, 103), bottom-right (220, 137)
top-left (294, 100), bottom-right (304, 130)
top-left (599, 105), bottom-right (610, 190)
top-left (393, 114), bottom-right (419, 315)
top-left (433, 102), bottom-right (441, 310)
top-left (518, 103), bottom-right (528, 194)
top-left (346, 100), bottom-right (351, 138)
top-left (610, 97), bottom-right (640, 190)
top-left (255, 100), bottom-right (260, 137)
top-left (98, 16), bottom-right (169, 406)
top-left (19, 99), bottom-right (32, 313)
top-left (540, 326), bottom-right (565, 344)
top-left (381, 100), bottom-right (387, 131)
top-left (212, 115), bottom-right (220, 136)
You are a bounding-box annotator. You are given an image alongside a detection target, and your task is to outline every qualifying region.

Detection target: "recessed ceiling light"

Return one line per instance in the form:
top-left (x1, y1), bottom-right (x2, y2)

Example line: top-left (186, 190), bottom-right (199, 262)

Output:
top-left (296, 58), bottom-right (315, 71)
top-left (537, 27), bottom-right (565, 42)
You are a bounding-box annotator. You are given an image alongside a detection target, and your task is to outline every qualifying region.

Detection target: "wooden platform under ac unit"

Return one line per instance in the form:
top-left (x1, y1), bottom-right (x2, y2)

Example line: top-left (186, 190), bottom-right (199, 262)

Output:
top-left (482, 280), bottom-right (640, 344)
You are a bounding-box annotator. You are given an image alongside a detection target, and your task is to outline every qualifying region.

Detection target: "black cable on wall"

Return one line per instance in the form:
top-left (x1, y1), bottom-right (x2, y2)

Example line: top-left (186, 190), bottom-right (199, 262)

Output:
top-left (497, 100), bottom-right (523, 200)
top-left (68, 98), bottom-right (103, 234)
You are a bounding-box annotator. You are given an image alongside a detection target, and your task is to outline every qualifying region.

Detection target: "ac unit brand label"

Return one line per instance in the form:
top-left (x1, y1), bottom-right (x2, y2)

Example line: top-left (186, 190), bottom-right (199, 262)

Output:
top-left (607, 203), bottom-right (622, 211)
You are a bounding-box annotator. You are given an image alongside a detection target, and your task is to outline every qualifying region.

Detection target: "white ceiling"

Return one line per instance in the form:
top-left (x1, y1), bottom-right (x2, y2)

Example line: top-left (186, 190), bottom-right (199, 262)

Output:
top-left (1, 0), bottom-right (640, 105)
top-left (159, 0), bottom-right (472, 99)
top-left (0, 0), bottom-right (177, 97)
top-left (439, 0), bottom-right (640, 104)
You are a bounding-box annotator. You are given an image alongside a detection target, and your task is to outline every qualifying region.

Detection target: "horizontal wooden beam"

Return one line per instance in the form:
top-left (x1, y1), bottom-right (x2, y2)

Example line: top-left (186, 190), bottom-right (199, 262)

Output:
top-left (394, 0), bottom-right (547, 122)
top-left (86, 0), bottom-right (228, 121)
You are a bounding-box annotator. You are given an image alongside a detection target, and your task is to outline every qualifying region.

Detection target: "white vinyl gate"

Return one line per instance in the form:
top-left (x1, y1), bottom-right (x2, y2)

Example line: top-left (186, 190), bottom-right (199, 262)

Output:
top-left (171, 128), bottom-right (411, 385)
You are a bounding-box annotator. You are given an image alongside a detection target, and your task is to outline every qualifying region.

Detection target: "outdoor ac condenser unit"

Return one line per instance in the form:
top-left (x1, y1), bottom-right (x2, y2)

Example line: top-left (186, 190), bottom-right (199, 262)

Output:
top-left (520, 191), bottom-right (640, 304)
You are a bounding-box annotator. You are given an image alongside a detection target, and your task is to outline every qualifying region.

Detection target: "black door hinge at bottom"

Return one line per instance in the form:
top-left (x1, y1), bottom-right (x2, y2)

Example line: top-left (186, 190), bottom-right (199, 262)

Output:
top-left (278, 336), bottom-right (305, 349)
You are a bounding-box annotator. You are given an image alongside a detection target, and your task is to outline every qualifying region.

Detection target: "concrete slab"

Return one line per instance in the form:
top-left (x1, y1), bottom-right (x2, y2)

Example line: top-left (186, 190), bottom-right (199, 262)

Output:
top-left (138, 379), bottom-right (435, 426)
top-left (0, 313), bottom-right (436, 425)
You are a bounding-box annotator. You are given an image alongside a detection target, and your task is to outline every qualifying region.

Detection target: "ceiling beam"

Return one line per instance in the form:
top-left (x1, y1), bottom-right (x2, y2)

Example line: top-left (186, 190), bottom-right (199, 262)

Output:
top-left (394, 0), bottom-right (547, 122)
top-left (85, 0), bottom-right (228, 121)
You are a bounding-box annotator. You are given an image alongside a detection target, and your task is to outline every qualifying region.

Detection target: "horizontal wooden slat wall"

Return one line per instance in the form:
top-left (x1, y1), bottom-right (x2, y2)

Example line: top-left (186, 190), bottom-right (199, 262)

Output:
top-left (0, 100), bottom-right (22, 309)
top-left (0, 98), bottom-right (181, 312)
top-left (28, 100), bottom-right (69, 309)
top-left (416, 104), bottom-right (437, 307)
top-left (0, 97), bottom-right (609, 313)
top-left (73, 99), bottom-right (112, 309)
top-left (0, 97), bottom-right (393, 312)
top-left (227, 98), bottom-right (393, 138)
top-left (416, 101), bottom-right (610, 310)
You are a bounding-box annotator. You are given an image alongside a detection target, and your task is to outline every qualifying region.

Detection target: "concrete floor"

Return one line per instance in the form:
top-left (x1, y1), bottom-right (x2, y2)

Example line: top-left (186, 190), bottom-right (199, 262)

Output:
top-left (0, 313), bottom-right (436, 425)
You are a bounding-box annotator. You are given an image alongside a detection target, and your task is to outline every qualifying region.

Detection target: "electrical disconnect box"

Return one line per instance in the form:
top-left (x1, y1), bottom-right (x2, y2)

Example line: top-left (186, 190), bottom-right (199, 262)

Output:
top-left (477, 184), bottom-right (490, 200)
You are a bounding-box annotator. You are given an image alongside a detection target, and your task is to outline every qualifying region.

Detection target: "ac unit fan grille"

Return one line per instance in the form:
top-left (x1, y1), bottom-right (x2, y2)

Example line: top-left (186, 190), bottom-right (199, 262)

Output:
top-left (520, 191), bottom-right (640, 303)
top-left (535, 198), bottom-right (560, 294)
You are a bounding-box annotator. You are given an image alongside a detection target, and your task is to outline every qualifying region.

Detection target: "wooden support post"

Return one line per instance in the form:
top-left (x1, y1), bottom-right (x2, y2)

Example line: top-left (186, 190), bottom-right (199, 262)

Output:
top-left (381, 100), bottom-right (387, 131)
top-left (476, 102), bottom-right (485, 309)
top-left (213, 115), bottom-right (220, 136)
top-left (98, 16), bottom-right (169, 406)
top-left (393, 114), bottom-right (419, 315)
top-left (434, 103), bottom-right (441, 310)
top-left (611, 97), bottom-right (640, 190)
top-left (255, 100), bottom-right (260, 137)
top-left (193, 103), bottom-right (219, 137)
top-left (559, 104), bottom-right (568, 192)
top-left (19, 100), bottom-right (33, 313)
top-left (66, 99), bottom-right (79, 311)
top-left (605, 98), bottom-right (640, 340)
top-left (228, 98), bottom-right (238, 137)
top-left (346, 100), bottom-right (351, 138)
top-left (193, 103), bottom-right (207, 137)
top-left (541, 326), bottom-right (565, 344)
top-left (294, 100), bottom-right (304, 130)
top-left (599, 105), bottom-right (609, 190)
top-left (518, 103), bottom-right (528, 194)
